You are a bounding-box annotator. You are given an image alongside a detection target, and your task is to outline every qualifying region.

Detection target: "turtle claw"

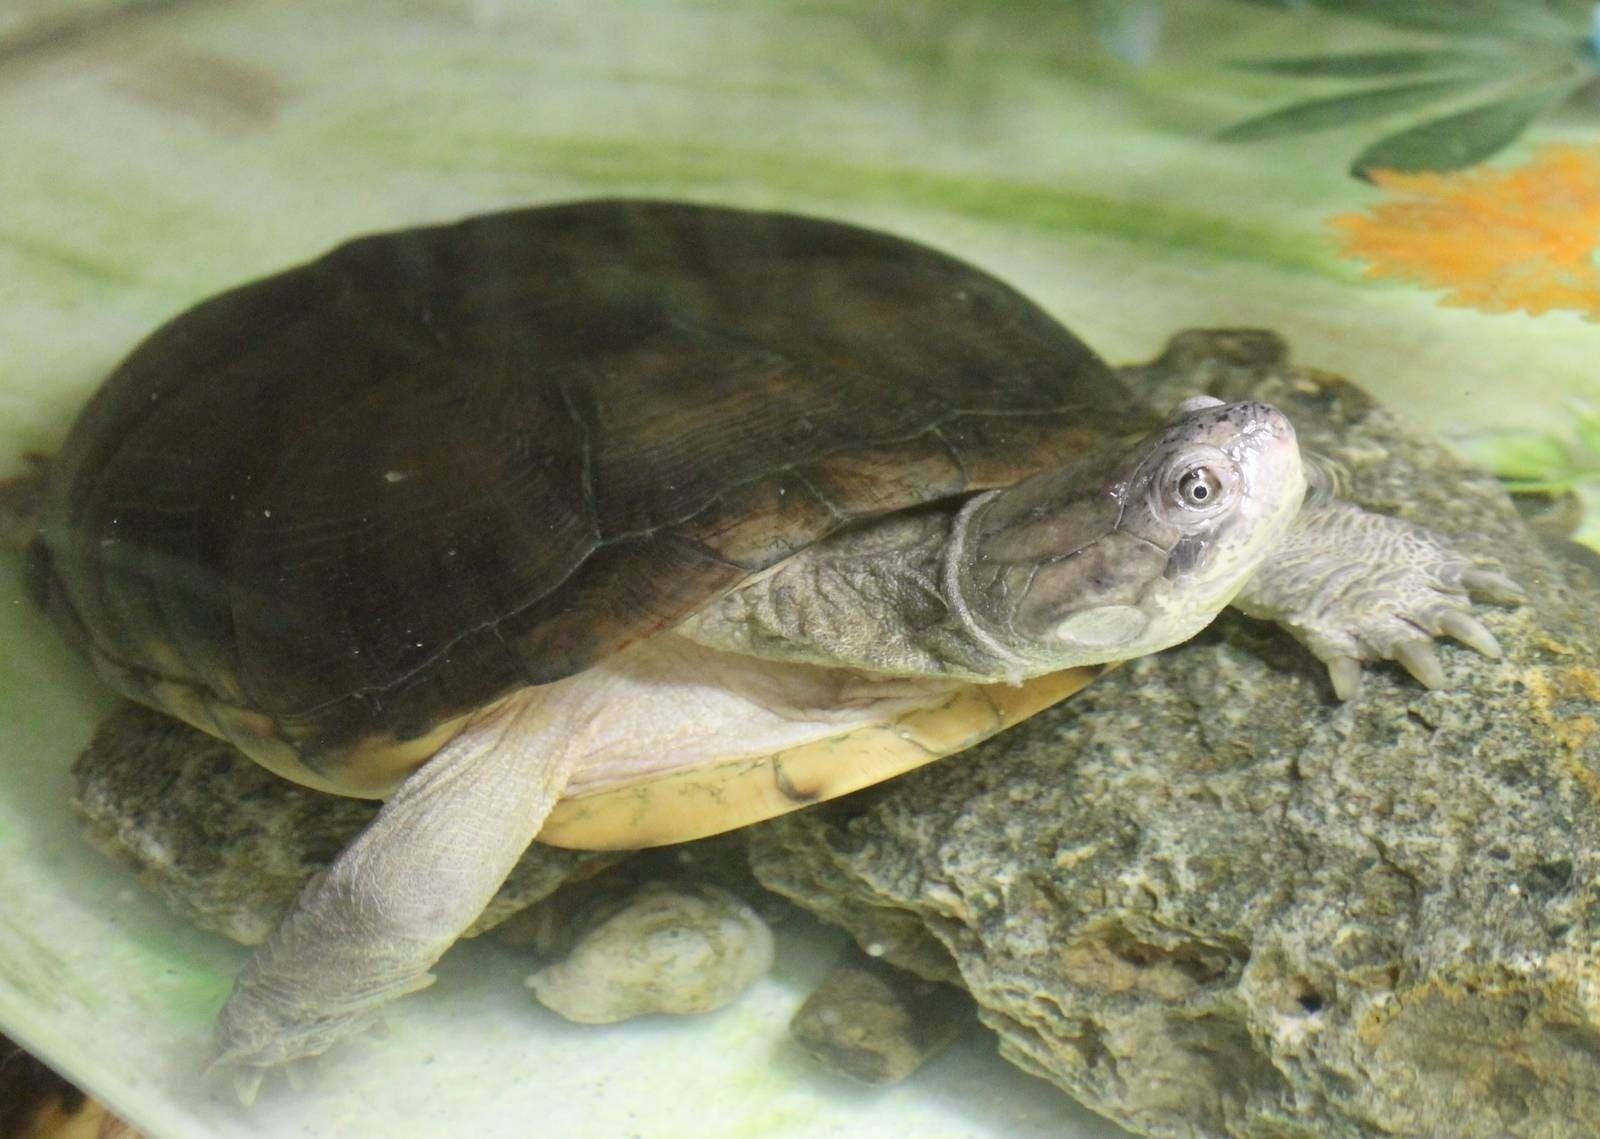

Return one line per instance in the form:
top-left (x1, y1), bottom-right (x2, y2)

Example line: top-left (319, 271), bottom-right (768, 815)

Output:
top-left (1438, 610), bottom-right (1502, 659)
top-left (1460, 568), bottom-right (1527, 606)
top-left (210, 1059), bottom-right (316, 1107)
top-left (207, 1047), bottom-right (323, 1106)
top-left (1394, 641), bottom-right (1445, 690)
top-left (1325, 655), bottom-right (1363, 701)
top-left (231, 1068), bottom-right (264, 1108)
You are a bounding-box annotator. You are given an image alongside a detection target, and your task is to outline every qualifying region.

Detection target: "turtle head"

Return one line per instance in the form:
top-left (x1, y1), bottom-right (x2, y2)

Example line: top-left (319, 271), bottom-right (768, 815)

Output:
top-left (948, 396), bottom-right (1305, 672)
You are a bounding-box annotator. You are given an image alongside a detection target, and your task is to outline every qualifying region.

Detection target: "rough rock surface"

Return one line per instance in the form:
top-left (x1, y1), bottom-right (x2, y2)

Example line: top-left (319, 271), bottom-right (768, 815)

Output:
top-left (750, 330), bottom-right (1600, 1139)
top-left (73, 703), bottom-right (614, 944)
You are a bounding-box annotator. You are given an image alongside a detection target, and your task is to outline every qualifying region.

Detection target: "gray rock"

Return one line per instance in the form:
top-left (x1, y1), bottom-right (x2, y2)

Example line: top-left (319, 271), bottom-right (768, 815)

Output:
top-left (525, 880), bottom-right (775, 1024)
top-left (749, 330), bottom-right (1600, 1139)
top-left (790, 948), bottom-right (970, 1085)
top-left (73, 702), bottom-right (613, 944)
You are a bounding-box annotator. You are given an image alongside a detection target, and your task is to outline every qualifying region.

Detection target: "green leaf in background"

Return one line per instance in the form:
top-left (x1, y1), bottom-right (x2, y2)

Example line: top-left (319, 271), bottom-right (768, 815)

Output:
top-left (1574, 402), bottom-right (1600, 460)
top-left (1461, 429), bottom-right (1579, 483)
top-left (1462, 409), bottom-right (1600, 546)
top-left (1218, 77), bottom-right (1485, 141)
top-left (1308, 0), bottom-right (1584, 42)
top-left (1215, 0), bottom-right (1596, 177)
top-left (1083, 0), bottom-right (1163, 65)
top-left (1348, 81), bottom-right (1576, 177)
top-left (1548, 0), bottom-right (1600, 22)
top-left (1231, 49), bottom-right (1509, 78)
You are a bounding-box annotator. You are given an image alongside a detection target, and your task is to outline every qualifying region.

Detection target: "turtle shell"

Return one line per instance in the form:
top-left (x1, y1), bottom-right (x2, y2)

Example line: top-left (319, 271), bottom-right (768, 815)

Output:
top-left (537, 665), bottom-right (1103, 849)
top-left (28, 199), bottom-right (1138, 797)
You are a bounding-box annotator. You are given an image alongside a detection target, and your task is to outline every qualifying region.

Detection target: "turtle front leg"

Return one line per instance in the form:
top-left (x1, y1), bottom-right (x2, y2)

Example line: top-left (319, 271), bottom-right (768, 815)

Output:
top-left (212, 691), bottom-right (578, 1094)
top-left (1232, 500), bottom-right (1524, 699)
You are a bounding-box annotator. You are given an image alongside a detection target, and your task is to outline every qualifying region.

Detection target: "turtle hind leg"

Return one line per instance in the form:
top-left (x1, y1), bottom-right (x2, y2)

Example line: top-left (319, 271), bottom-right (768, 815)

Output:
top-left (1232, 499), bottom-right (1525, 700)
top-left (210, 687), bottom-right (579, 1083)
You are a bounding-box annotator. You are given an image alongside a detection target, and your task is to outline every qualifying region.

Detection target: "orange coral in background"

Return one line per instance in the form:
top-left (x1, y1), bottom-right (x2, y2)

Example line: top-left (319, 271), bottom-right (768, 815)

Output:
top-left (1330, 145), bottom-right (1600, 321)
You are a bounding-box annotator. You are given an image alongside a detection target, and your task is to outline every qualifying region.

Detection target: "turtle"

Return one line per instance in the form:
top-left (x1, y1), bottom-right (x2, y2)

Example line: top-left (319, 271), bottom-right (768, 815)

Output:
top-left (22, 198), bottom-right (1521, 1083)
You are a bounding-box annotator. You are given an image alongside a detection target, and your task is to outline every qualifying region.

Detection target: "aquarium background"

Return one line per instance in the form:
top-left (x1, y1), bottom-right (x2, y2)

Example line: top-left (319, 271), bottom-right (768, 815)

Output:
top-left (1, 1), bottom-right (1597, 1136)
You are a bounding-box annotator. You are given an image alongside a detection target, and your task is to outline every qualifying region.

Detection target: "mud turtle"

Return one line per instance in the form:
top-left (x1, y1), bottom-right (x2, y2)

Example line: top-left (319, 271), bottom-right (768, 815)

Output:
top-left (24, 199), bottom-right (1518, 1077)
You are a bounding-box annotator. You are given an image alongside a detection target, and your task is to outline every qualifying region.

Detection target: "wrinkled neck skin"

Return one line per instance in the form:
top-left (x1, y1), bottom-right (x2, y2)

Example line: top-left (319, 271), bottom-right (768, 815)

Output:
top-left (938, 399), bottom-right (1305, 680)
top-left (680, 399), bottom-right (1304, 686)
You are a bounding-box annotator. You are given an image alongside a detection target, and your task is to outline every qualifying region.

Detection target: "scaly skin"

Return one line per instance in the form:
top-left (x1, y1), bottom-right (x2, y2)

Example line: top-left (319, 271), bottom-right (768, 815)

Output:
top-left (1233, 500), bottom-right (1523, 699)
top-left (684, 397), bottom-right (1308, 681)
top-left (210, 692), bottom-right (581, 1094)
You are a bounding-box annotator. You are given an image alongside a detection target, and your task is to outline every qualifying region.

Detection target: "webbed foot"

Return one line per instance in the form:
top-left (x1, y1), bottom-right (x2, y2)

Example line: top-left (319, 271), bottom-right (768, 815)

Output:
top-left (209, 1049), bottom-right (323, 1107)
top-left (1234, 500), bottom-right (1524, 699)
top-left (201, 690), bottom-right (578, 1098)
top-left (207, 930), bottom-right (437, 1099)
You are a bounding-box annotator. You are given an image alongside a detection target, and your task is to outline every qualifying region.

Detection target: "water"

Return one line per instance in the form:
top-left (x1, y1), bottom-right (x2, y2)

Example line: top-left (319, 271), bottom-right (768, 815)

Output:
top-left (1, 2), bottom-right (1597, 1137)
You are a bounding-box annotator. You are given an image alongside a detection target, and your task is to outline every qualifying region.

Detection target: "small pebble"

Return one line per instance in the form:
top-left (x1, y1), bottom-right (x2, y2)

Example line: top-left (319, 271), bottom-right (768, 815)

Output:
top-left (527, 881), bottom-right (774, 1024)
top-left (790, 951), bottom-right (969, 1085)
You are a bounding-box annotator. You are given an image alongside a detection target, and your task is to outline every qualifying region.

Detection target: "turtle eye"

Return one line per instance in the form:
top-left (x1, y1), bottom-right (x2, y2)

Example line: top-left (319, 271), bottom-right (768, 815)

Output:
top-left (1177, 466), bottom-right (1223, 508)
top-left (1159, 450), bottom-right (1237, 520)
top-left (1146, 444), bottom-right (1236, 526)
